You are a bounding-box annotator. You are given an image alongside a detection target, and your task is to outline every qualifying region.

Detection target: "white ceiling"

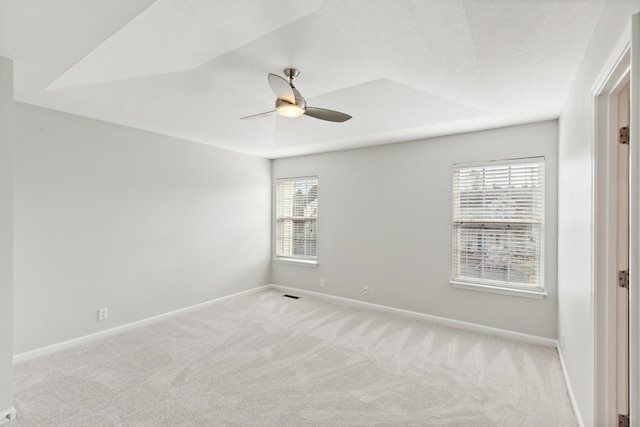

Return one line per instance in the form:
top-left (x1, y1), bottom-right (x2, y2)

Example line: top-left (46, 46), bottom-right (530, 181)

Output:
top-left (1, 0), bottom-right (638, 158)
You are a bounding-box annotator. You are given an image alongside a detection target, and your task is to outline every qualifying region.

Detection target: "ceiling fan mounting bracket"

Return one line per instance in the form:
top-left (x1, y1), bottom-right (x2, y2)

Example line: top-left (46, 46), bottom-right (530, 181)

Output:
top-left (283, 68), bottom-right (300, 81)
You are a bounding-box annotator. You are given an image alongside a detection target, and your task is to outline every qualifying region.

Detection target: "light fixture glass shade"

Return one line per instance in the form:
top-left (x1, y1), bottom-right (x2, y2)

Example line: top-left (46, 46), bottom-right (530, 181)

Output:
top-left (276, 103), bottom-right (304, 118)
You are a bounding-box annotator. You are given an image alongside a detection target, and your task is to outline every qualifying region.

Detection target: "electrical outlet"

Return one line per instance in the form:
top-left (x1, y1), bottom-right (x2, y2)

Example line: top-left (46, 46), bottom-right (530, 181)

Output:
top-left (320, 278), bottom-right (325, 287)
top-left (98, 308), bottom-right (108, 321)
top-left (362, 285), bottom-right (368, 295)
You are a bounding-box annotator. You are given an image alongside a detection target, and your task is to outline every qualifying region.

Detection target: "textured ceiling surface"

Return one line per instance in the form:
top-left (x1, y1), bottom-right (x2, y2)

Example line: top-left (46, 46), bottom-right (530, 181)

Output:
top-left (1, 0), bottom-right (639, 158)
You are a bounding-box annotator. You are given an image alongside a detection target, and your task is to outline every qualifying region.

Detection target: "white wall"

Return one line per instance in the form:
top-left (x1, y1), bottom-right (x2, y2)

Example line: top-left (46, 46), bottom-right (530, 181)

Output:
top-left (558, 5), bottom-right (640, 427)
top-left (272, 120), bottom-right (558, 339)
top-left (0, 57), bottom-right (14, 418)
top-left (13, 103), bottom-right (272, 354)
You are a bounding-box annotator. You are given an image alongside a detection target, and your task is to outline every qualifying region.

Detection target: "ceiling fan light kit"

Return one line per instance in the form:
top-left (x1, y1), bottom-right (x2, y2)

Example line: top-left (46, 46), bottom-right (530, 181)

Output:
top-left (241, 68), bottom-right (352, 123)
top-left (276, 102), bottom-right (305, 118)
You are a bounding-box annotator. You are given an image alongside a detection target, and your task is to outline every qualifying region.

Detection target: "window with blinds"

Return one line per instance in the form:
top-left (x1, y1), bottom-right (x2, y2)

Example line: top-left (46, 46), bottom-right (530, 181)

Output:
top-left (276, 176), bottom-right (318, 263)
top-left (451, 158), bottom-right (544, 291)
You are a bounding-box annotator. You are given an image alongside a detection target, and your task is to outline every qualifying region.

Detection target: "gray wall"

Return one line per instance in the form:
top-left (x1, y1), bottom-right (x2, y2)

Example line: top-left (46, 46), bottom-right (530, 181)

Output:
top-left (272, 120), bottom-right (559, 339)
top-left (0, 57), bottom-right (14, 416)
top-left (14, 103), bottom-right (272, 354)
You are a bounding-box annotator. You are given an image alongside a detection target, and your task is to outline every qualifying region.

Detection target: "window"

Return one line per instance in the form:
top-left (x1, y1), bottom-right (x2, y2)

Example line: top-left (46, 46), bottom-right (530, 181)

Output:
top-left (275, 176), bottom-right (318, 264)
top-left (451, 158), bottom-right (545, 296)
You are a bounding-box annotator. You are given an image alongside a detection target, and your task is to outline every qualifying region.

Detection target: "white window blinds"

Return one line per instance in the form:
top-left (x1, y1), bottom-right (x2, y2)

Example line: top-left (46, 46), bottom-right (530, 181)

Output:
top-left (276, 177), bottom-right (318, 262)
top-left (452, 158), bottom-right (544, 290)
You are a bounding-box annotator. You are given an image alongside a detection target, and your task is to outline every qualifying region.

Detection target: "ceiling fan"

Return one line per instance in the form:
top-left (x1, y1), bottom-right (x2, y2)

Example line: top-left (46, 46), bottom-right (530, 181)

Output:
top-left (241, 68), bottom-right (352, 122)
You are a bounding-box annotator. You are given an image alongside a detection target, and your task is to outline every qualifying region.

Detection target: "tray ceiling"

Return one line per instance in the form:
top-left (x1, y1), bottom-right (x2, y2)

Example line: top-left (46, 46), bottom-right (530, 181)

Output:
top-left (1, 0), bottom-right (638, 158)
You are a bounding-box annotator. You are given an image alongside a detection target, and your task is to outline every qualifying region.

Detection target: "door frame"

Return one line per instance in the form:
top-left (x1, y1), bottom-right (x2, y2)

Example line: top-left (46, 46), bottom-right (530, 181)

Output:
top-left (593, 19), bottom-right (636, 426)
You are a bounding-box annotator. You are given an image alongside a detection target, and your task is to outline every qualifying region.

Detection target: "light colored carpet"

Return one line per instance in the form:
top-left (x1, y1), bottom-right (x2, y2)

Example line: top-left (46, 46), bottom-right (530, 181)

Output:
top-left (12, 289), bottom-right (577, 426)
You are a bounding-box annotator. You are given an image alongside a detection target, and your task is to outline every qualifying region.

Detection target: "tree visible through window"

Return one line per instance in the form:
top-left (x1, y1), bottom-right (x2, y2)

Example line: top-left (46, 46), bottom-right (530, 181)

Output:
top-left (452, 158), bottom-right (544, 290)
top-left (276, 177), bottom-right (318, 262)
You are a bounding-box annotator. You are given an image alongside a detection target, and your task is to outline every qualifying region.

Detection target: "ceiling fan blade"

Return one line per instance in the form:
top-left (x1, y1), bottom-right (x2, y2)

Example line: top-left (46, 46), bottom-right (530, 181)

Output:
top-left (240, 110), bottom-right (276, 120)
top-left (268, 73), bottom-right (295, 104)
top-left (304, 107), bottom-right (352, 122)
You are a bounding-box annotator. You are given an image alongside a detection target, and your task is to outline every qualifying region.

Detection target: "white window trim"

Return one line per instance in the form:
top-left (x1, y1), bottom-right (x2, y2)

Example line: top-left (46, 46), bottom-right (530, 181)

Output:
top-left (450, 280), bottom-right (547, 299)
top-left (273, 257), bottom-right (318, 267)
top-left (450, 157), bottom-right (546, 299)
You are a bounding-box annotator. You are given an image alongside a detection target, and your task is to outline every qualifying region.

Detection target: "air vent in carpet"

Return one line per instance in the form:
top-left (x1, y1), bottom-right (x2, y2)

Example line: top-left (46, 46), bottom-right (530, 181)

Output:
top-left (283, 294), bottom-right (300, 299)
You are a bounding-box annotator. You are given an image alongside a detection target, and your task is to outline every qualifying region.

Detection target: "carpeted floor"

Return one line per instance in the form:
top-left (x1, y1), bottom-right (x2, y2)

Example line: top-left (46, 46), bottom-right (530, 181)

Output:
top-left (12, 289), bottom-right (577, 426)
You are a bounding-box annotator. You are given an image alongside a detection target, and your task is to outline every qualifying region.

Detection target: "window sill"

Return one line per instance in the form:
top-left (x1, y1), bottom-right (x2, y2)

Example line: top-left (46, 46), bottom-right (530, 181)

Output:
top-left (450, 280), bottom-right (547, 299)
top-left (273, 257), bottom-right (318, 267)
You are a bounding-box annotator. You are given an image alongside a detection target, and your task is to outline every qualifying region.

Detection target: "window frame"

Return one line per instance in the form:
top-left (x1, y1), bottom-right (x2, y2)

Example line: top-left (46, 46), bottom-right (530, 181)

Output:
top-left (450, 157), bottom-right (547, 299)
top-left (274, 176), bottom-right (319, 266)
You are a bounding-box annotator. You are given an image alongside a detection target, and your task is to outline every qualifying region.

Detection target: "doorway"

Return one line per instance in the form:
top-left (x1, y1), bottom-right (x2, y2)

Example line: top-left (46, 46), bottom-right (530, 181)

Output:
top-left (593, 28), bottom-right (633, 426)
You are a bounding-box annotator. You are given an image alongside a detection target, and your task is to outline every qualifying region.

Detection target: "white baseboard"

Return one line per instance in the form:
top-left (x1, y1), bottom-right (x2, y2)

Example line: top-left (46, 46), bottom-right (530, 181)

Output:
top-left (269, 284), bottom-right (558, 348)
top-left (14, 283), bottom-right (557, 362)
top-left (557, 347), bottom-right (584, 427)
top-left (0, 407), bottom-right (16, 425)
top-left (14, 285), bottom-right (271, 363)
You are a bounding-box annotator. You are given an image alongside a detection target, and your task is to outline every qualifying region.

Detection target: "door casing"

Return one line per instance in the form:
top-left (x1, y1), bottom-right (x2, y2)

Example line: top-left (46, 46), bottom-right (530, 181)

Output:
top-left (593, 18), bottom-right (636, 426)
